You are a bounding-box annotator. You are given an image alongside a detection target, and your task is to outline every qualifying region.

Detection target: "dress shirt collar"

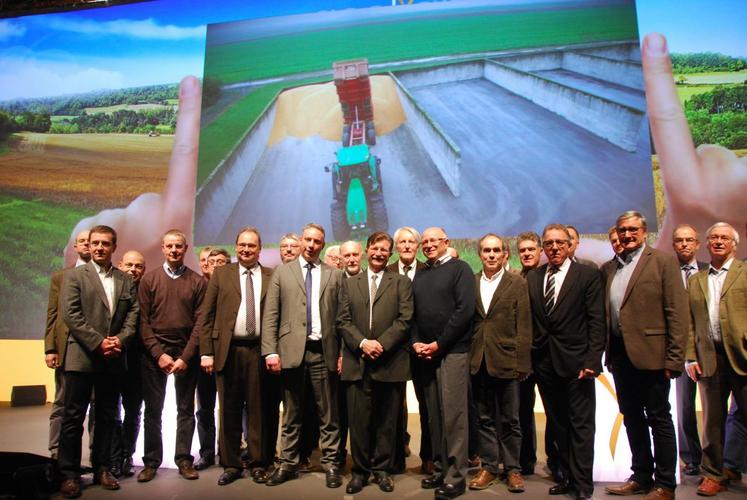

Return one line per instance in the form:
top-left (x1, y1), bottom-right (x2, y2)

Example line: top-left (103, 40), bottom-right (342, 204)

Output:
top-left (428, 253), bottom-right (451, 267)
top-left (299, 255), bottom-right (320, 269)
top-left (92, 260), bottom-right (113, 276)
top-left (681, 258), bottom-right (698, 270)
top-left (616, 243), bottom-right (645, 267)
top-left (399, 259), bottom-right (416, 273)
top-left (75, 257), bottom-right (88, 268)
top-left (709, 257), bottom-right (734, 275)
top-left (239, 262), bottom-right (260, 275)
top-left (481, 267), bottom-right (504, 283)
top-left (162, 261), bottom-right (186, 278)
top-left (367, 267), bottom-right (384, 281)
top-left (548, 257), bottom-right (571, 274)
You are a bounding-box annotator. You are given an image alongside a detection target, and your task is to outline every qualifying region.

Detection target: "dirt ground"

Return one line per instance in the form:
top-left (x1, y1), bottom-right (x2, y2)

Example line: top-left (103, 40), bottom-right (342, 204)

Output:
top-left (0, 133), bottom-right (171, 208)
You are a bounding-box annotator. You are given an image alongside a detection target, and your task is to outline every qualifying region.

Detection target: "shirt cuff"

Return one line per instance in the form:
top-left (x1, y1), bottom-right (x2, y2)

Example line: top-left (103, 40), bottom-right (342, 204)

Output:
top-left (200, 355), bottom-right (214, 360)
top-left (265, 353), bottom-right (279, 359)
top-left (359, 339), bottom-right (366, 349)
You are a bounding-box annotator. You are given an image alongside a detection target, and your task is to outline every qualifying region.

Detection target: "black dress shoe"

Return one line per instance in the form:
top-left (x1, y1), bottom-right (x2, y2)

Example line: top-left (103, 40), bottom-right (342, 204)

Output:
top-left (251, 467), bottom-right (269, 484)
top-left (194, 455), bottom-right (215, 471)
top-left (683, 463), bottom-right (699, 476)
top-left (326, 467), bottom-right (343, 488)
top-left (574, 493), bottom-right (593, 500)
top-left (422, 474), bottom-right (444, 489)
top-left (435, 483), bottom-right (466, 499)
top-left (549, 481), bottom-right (572, 495)
top-left (122, 457), bottom-right (134, 477)
top-left (266, 467), bottom-right (298, 486)
top-left (346, 475), bottom-right (366, 494)
top-left (377, 473), bottom-right (394, 492)
top-left (218, 469), bottom-right (242, 486)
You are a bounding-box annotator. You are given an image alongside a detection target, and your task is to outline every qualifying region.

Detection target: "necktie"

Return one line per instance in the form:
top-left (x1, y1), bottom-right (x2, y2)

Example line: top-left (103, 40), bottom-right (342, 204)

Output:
top-left (305, 262), bottom-right (314, 337)
top-left (245, 269), bottom-right (255, 336)
top-left (403, 264), bottom-right (412, 277)
top-left (370, 274), bottom-right (378, 328)
top-left (682, 264), bottom-right (693, 288)
top-left (545, 266), bottom-right (558, 311)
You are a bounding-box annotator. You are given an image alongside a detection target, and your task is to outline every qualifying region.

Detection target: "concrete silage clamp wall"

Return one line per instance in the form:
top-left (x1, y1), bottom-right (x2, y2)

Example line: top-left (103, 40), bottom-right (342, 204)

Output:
top-left (389, 63), bottom-right (487, 197)
top-left (483, 57), bottom-right (644, 152)
top-left (562, 52), bottom-right (644, 91)
top-left (194, 96), bottom-right (278, 245)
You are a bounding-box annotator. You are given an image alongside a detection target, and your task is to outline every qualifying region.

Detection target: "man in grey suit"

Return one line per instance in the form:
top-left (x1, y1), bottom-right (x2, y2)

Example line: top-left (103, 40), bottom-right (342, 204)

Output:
top-left (262, 223), bottom-right (345, 488)
top-left (58, 225), bottom-right (139, 498)
top-left (337, 231), bottom-right (413, 494)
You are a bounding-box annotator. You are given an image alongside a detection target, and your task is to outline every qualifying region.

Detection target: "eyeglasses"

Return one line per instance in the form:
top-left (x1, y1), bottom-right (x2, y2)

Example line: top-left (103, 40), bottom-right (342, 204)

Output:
top-left (422, 237), bottom-right (446, 246)
top-left (542, 240), bottom-right (568, 248)
top-left (617, 226), bottom-right (642, 234)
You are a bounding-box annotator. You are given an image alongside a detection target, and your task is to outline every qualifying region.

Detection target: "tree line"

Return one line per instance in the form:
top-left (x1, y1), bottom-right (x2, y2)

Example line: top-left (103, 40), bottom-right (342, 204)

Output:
top-left (685, 84), bottom-right (747, 149)
top-left (671, 52), bottom-right (747, 74)
top-left (51, 108), bottom-right (176, 134)
top-left (0, 84), bottom-right (178, 116)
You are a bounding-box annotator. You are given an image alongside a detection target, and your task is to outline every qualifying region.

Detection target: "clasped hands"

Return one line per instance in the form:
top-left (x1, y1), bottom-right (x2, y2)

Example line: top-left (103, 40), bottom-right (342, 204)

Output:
top-left (412, 341), bottom-right (439, 360)
top-left (360, 339), bottom-right (384, 361)
top-left (97, 336), bottom-right (122, 358)
top-left (157, 353), bottom-right (188, 375)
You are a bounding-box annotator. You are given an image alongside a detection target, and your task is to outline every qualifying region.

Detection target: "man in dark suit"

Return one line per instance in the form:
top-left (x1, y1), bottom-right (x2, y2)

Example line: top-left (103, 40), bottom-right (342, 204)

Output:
top-left (684, 222), bottom-right (747, 496)
top-left (671, 224), bottom-right (705, 476)
top-left (603, 211), bottom-right (688, 500)
top-left (468, 234), bottom-right (532, 493)
top-left (200, 227), bottom-right (273, 485)
top-left (337, 231), bottom-right (413, 494)
top-left (566, 225), bottom-right (599, 269)
top-left (110, 250), bottom-right (146, 478)
top-left (58, 225), bottom-right (139, 498)
top-left (527, 224), bottom-right (605, 500)
top-left (45, 230), bottom-right (91, 461)
top-left (387, 226), bottom-right (432, 475)
top-left (412, 227), bottom-right (476, 500)
top-left (262, 223), bottom-right (345, 488)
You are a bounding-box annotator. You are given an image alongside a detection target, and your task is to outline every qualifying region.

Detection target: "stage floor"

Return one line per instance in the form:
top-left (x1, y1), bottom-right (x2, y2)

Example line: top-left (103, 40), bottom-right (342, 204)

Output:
top-left (1, 403), bottom-right (744, 499)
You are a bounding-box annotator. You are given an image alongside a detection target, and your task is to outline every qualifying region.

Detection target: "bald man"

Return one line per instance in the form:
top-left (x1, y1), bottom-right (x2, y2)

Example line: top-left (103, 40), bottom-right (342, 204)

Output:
top-left (45, 230), bottom-right (91, 461)
top-left (111, 250), bottom-right (146, 477)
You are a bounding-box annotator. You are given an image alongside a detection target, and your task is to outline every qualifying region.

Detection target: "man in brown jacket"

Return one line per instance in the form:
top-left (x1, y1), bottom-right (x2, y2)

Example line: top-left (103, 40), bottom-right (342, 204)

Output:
top-left (603, 211), bottom-right (688, 500)
top-left (468, 234), bottom-right (532, 493)
top-left (685, 222), bottom-right (747, 496)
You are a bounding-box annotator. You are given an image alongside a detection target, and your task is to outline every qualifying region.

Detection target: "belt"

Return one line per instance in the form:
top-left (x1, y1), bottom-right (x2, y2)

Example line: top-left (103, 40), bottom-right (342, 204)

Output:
top-left (231, 337), bottom-right (260, 347)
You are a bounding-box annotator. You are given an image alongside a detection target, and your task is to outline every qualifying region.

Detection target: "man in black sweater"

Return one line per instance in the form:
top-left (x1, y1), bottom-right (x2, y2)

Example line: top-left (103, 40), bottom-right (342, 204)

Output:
top-left (412, 227), bottom-right (476, 500)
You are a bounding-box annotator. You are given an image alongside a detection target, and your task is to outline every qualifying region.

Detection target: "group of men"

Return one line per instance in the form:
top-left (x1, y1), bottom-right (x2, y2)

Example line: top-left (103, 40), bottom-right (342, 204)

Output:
top-left (44, 211), bottom-right (746, 500)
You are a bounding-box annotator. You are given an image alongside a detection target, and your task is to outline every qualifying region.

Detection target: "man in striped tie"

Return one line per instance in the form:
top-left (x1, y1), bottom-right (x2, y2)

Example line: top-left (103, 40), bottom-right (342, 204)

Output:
top-left (526, 224), bottom-right (605, 500)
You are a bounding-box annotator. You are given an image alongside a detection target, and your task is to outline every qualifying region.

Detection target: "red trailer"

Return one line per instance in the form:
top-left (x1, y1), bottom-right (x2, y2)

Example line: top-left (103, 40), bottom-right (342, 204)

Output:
top-left (333, 59), bottom-right (376, 146)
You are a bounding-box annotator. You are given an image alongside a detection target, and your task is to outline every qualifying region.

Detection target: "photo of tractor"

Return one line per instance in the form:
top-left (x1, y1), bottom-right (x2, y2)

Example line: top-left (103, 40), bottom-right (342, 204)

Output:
top-left (326, 59), bottom-right (388, 240)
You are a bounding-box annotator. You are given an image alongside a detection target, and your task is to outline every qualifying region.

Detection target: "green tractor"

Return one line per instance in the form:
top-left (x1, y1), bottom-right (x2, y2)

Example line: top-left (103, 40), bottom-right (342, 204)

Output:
top-left (326, 143), bottom-right (388, 241)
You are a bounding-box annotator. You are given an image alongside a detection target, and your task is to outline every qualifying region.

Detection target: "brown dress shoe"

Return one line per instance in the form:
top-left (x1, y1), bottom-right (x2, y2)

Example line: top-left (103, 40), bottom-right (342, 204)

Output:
top-left (60, 478), bottom-right (81, 499)
top-left (178, 461), bottom-right (199, 480)
top-left (641, 486), bottom-right (675, 500)
top-left (506, 471), bottom-right (525, 493)
top-left (469, 469), bottom-right (497, 490)
top-left (605, 479), bottom-right (652, 495)
top-left (137, 465), bottom-right (157, 482)
top-left (696, 477), bottom-right (727, 496)
top-left (94, 471), bottom-right (120, 490)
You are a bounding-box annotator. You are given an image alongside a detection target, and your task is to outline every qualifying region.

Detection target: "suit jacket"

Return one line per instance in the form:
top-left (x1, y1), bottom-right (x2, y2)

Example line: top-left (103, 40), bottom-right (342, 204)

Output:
top-left (602, 246), bottom-right (688, 372)
top-left (470, 271), bottom-right (533, 378)
top-left (575, 257), bottom-right (599, 270)
top-left (687, 259), bottom-right (747, 377)
top-left (199, 263), bottom-right (273, 372)
top-left (527, 261), bottom-right (606, 378)
top-left (261, 259), bottom-right (343, 372)
top-left (337, 269), bottom-right (413, 382)
top-left (45, 268), bottom-right (72, 359)
top-left (62, 261), bottom-right (139, 373)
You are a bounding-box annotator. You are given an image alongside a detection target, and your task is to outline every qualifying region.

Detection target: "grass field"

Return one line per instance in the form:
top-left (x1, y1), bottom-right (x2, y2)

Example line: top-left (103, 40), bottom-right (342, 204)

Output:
top-left (0, 132), bottom-right (172, 208)
top-left (50, 115), bottom-right (76, 123)
top-left (674, 70), bottom-right (747, 85)
top-left (204, 5), bottom-right (637, 84)
top-left (83, 103), bottom-right (173, 114)
top-left (676, 85), bottom-right (716, 105)
top-left (0, 194), bottom-right (94, 337)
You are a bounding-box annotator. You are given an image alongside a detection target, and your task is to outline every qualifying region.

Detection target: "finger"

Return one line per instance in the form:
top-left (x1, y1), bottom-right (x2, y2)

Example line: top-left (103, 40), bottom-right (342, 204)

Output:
top-left (163, 76), bottom-right (202, 231)
top-left (642, 33), bottom-right (699, 188)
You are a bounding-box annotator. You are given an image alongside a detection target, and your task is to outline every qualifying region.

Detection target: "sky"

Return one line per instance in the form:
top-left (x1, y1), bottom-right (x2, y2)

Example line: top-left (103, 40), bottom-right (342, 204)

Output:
top-left (0, 0), bottom-right (744, 101)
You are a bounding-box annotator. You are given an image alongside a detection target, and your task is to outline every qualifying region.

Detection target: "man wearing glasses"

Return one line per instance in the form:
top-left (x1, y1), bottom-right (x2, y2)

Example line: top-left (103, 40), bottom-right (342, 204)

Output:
top-left (603, 211), bottom-right (688, 500)
top-left (684, 222), bottom-right (746, 496)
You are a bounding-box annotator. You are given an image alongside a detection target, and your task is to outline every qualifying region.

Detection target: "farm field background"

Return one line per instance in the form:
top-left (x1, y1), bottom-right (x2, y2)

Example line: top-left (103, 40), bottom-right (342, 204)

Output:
top-left (0, 133), bottom-right (171, 336)
top-left (204, 5), bottom-right (637, 84)
top-left (674, 70), bottom-right (747, 104)
top-left (82, 103), bottom-right (173, 115)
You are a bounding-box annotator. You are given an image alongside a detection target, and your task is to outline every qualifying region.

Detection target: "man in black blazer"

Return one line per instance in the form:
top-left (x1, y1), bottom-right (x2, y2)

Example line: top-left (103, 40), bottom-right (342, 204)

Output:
top-left (337, 231), bottom-right (413, 494)
top-left (671, 223), bottom-right (705, 476)
top-left (526, 224), bottom-right (605, 500)
top-left (59, 225), bottom-right (139, 498)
